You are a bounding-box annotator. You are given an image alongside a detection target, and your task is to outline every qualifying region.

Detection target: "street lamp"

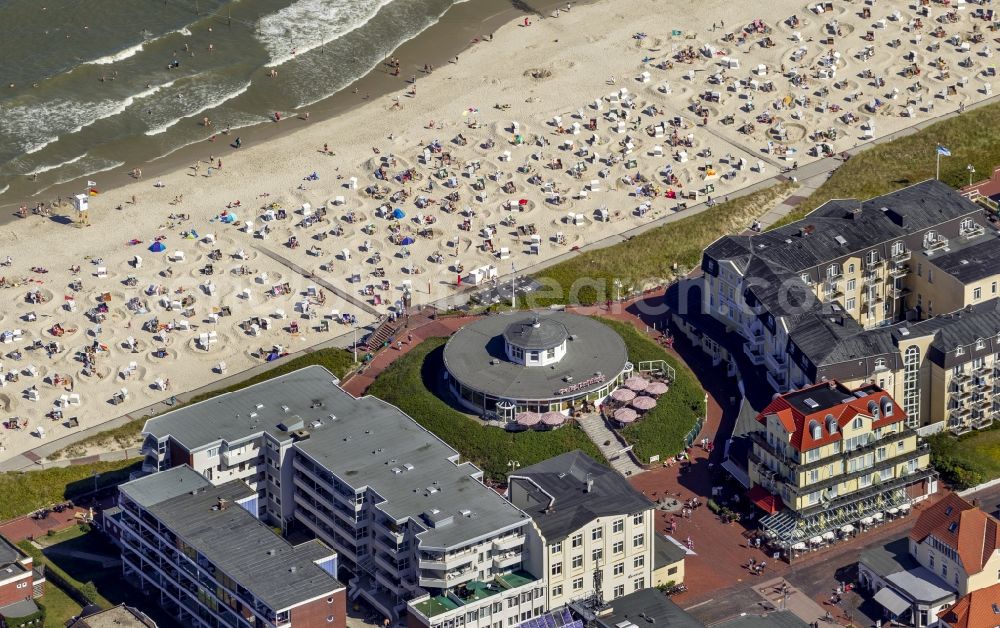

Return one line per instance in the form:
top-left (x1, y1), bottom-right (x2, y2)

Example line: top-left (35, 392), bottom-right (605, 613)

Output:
top-left (613, 279), bottom-right (622, 304)
top-left (507, 460), bottom-right (520, 473)
top-left (968, 163), bottom-right (976, 186)
top-left (93, 472), bottom-right (101, 494)
top-left (352, 319), bottom-right (359, 364)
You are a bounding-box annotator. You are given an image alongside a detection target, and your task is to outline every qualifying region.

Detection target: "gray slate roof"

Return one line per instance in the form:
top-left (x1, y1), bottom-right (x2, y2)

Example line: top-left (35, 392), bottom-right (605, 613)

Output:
top-left (122, 466), bottom-right (341, 612)
top-left (508, 451), bottom-right (652, 543)
top-left (924, 234), bottom-right (1000, 284)
top-left (653, 534), bottom-right (687, 569)
top-left (719, 179), bottom-right (980, 275)
top-left (443, 312), bottom-right (628, 400)
top-left (595, 588), bottom-right (701, 628)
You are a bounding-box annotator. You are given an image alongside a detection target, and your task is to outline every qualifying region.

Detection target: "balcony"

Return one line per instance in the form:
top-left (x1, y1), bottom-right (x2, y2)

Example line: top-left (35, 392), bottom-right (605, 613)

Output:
top-left (492, 551), bottom-right (521, 569)
top-left (891, 250), bottom-right (911, 263)
top-left (374, 551), bottom-right (398, 575)
top-left (889, 264), bottom-right (910, 279)
top-left (866, 257), bottom-right (885, 269)
top-left (765, 351), bottom-right (787, 372)
top-left (924, 236), bottom-right (949, 251)
top-left (492, 534), bottom-right (525, 551)
top-left (418, 575), bottom-right (447, 589)
top-left (744, 341), bottom-right (765, 366)
top-left (889, 287), bottom-right (909, 299)
top-left (221, 445), bottom-right (258, 468)
top-left (960, 223), bottom-right (985, 239)
top-left (766, 369), bottom-right (789, 393)
top-left (973, 414), bottom-right (995, 430)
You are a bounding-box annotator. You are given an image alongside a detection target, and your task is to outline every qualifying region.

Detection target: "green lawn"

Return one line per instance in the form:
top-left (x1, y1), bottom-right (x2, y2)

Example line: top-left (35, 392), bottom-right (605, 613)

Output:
top-left (21, 528), bottom-right (181, 628)
top-left (0, 460), bottom-right (139, 521)
top-left (367, 337), bottom-right (605, 480)
top-left (526, 183), bottom-right (794, 306)
top-left (50, 347), bottom-right (357, 461)
top-left (598, 320), bottom-right (706, 462)
top-left (772, 101), bottom-right (1000, 229)
top-left (926, 429), bottom-right (1000, 489)
top-left (37, 582), bottom-right (82, 628)
top-left (35, 524), bottom-right (88, 548)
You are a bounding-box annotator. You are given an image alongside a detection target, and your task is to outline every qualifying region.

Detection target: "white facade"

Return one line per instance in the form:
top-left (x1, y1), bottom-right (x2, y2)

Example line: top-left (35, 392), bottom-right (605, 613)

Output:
top-left (537, 513), bottom-right (654, 609)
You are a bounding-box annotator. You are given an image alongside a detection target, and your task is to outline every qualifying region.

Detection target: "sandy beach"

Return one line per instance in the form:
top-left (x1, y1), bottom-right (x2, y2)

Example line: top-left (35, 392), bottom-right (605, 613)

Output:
top-left (0, 0), bottom-right (992, 461)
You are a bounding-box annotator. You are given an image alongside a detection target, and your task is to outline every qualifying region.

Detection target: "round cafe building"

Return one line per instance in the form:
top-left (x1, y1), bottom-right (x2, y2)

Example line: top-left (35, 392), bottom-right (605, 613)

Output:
top-left (442, 311), bottom-right (630, 422)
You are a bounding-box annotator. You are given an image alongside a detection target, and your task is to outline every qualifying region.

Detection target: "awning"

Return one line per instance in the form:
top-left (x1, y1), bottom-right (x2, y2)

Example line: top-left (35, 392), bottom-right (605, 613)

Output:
top-left (748, 485), bottom-right (783, 515)
top-left (874, 587), bottom-right (910, 616)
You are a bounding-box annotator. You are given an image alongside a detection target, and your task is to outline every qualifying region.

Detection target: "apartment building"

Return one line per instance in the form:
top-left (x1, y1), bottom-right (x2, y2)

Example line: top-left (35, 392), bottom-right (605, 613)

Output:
top-left (140, 366), bottom-right (545, 628)
top-left (0, 534), bottom-right (44, 624)
top-left (747, 381), bottom-right (936, 556)
top-left (695, 179), bottom-right (1000, 432)
top-left (859, 493), bottom-right (1000, 626)
top-left (506, 451), bottom-right (655, 609)
top-left (114, 465), bottom-right (345, 628)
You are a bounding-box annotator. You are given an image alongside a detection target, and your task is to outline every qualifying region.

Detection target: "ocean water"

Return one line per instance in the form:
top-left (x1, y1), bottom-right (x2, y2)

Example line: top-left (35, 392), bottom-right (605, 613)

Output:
top-left (0, 0), bottom-right (469, 201)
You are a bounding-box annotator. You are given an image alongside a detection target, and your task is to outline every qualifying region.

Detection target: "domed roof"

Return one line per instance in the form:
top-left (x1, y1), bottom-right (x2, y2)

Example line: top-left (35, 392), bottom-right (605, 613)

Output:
top-left (502, 316), bottom-right (569, 350)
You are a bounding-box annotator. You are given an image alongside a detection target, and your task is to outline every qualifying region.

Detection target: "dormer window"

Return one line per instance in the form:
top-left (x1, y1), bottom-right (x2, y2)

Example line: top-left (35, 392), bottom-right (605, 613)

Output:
top-left (874, 358), bottom-right (887, 371)
top-left (809, 420), bottom-right (822, 440)
top-left (853, 417), bottom-right (863, 430)
top-left (956, 345), bottom-right (965, 356)
top-left (976, 338), bottom-right (985, 350)
top-left (826, 414), bottom-right (838, 434)
top-left (882, 398), bottom-right (893, 417)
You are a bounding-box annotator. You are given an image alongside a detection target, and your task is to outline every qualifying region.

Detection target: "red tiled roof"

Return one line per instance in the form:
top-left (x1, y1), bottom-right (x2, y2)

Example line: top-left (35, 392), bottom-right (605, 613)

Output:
top-left (748, 485), bottom-right (783, 514)
top-left (910, 493), bottom-right (1000, 576)
top-left (937, 582), bottom-right (1000, 628)
top-left (754, 382), bottom-right (905, 452)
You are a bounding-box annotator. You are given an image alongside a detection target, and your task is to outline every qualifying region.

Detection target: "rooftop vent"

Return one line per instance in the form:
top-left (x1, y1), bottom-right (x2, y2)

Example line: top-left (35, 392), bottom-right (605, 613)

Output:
top-left (328, 414), bottom-right (338, 421)
top-left (249, 412), bottom-right (258, 419)
top-left (391, 467), bottom-right (402, 474)
top-left (426, 486), bottom-right (439, 495)
top-left (404, 463), bottom-right (415, 471)
top-left (834, 235), bottom-right (848, 246)
top-left (290, 429), bottom-right (310, 442)
top-left (289, 566), bottom-right (297, 573)
top-left (267, 549), bottom-right (276, 556)
top-left (256, 403), bottom-right (264, 409)
top-left (281, 405), bottom-right (290, 413)
top-left (460, 509), bottom-right (472, 517)
top-left (569, 334), bottom-right (578, 341)
top-left (803, 398), bottom-right (820, 409)
top-left (491, 359), bottom-right (500, 365)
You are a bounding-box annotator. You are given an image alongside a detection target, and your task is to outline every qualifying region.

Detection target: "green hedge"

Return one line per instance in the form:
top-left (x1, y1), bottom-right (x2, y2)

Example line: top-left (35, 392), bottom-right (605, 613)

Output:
top-left (598, 320), bottom-right (706, 462)
top-left (17, 541), bottom-right (111, 609)
top-left (367, 338), bottom-right (605, 480)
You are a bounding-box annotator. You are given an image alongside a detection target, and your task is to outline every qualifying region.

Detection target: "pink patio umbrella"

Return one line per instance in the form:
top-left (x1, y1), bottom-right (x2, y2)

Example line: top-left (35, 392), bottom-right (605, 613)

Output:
top-left (611, 388), bottom-right (637, 403)
top-left (541, 411), bottom-right (565, 426)
top-left (516, 412), bottom-right (541, 427)
top-left (624, 376), bottom-right (649, 392)
top-left (614, 407), bottom-right (638, 424)
top-left (645, 381), bottom-right (669, 395)
top-left (631, 396), bottom-right (657, 411)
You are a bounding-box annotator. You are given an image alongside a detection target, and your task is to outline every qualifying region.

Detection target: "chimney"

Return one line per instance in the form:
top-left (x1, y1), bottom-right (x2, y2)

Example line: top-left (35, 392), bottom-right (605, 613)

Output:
top-left (799, 225), bottom-right (815, 237)
top-left (217, 498), bottom-right (229, 511)
top-left (586, 473), bottom-right (594, 493)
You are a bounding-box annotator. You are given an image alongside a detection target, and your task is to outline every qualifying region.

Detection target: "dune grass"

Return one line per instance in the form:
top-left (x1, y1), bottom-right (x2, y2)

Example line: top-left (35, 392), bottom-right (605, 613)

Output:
top-left (526, 182), bottom-right (794, 306)
top-left (0, 460), bottom-right (139, 521)
top-left (772, 101), bottom-right (1000, 229)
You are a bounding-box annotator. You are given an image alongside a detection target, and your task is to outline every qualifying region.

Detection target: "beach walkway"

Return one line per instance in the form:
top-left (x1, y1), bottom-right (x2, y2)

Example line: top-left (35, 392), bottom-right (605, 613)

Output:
top-left (253, 245), bottom-right (380, 317)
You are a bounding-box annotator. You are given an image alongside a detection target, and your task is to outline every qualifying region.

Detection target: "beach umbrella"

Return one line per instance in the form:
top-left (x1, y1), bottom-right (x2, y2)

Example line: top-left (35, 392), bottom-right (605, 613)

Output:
top-left (631, 396), bottom-right (657, 411)
top-left (392, 207), bottom-right (406, 219)
top-left (646, 381), bottom-right (669, 395)
top-left (516, 412), bottom-right (541, 427)
top-left (613, 407), bottom-right (638, 424)
top-left (611, 388), bottom-right (637, 402)
top-left (518, 198), bottom-right (529, 206)
top-left (541, 411), bottom-right (565, 426)
top-left (400, 236), bottom-right (416, 245)
top-left (148, 241), bottom-right (166, 253)
top-left (624, 376), bottom-right (649, 392)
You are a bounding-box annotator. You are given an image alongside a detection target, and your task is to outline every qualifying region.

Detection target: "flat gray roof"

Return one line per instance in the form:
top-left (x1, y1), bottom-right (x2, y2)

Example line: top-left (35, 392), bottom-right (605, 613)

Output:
top-left (69, 605), bottom-right (157, 628)
top-left (712, 611), bottom-right (809, 628)
top-left (143, 367), bottom-right (345, 451)
top-left (596, 588), bottom-right (701, 628)
top-left (443, 312), bottom-right (628, 401)
top-left (291, 381), bottom-right (530, 549)
top-left (121, 466), bottom-right (342, 611)
top-left (860, 537), bottom-right (955, 605)
top-left (503, 317), bottom-right (569, 350)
